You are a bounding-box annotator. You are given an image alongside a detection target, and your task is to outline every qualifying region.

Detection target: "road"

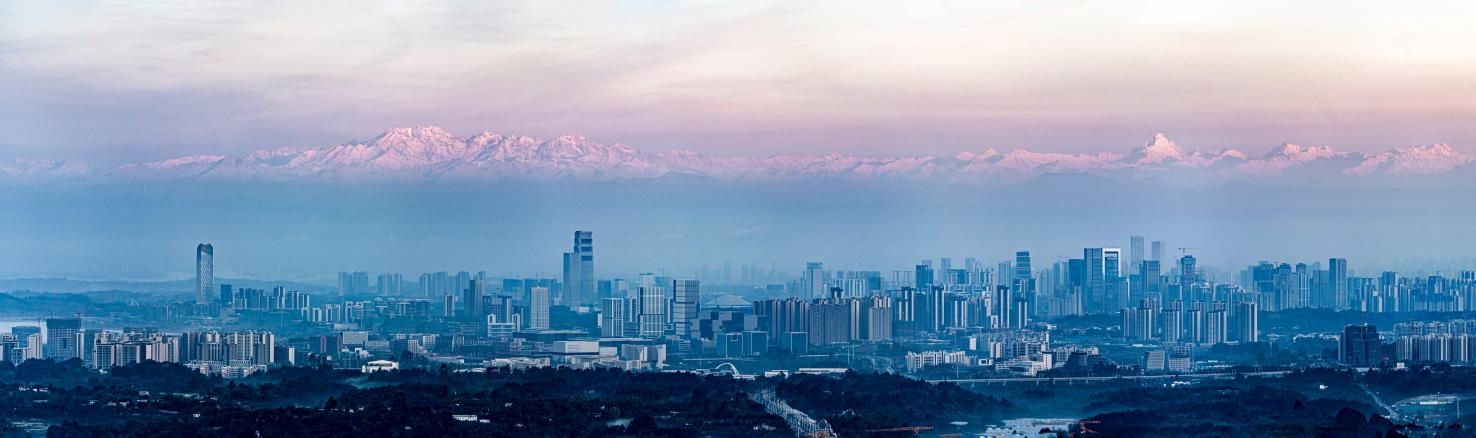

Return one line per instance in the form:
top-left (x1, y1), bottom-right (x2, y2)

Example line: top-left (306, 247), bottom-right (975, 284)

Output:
top-left (1359, 381), bottom-right (1398, 420)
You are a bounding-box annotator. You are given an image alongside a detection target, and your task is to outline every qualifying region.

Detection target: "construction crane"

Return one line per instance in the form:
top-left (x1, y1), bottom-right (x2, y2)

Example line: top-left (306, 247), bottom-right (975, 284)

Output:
top-left (865, 426), bottom-right (933, 436)
top-left (1177, 247), bottom-right (1203, 256)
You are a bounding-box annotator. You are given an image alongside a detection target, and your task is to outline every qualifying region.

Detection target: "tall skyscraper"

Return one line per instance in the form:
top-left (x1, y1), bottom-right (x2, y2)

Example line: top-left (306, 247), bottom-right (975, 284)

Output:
top-left (914, 263), bottom-right (934, 291)
top-left (1329, 258), bottom-right (1349, 310)
top-left (637, 283), bottom-right (667, 338)
top-left (1084, 248), bottom-right (1104, 312)
top-left (463, 279), bottom-right (486, 320)
top-left (195, 243), bottom-right (214, 305)
top-left (1103, 248), bottom-right (1122, 280)
top-left (562, 230), bottom-right (595, 307)
top-left (1013, 251), bottom-right (1032, 282)
top-left (1130, 236), bottom-right (1145, 267)
top-left (1013, 251), bottom-right (1034, 317)
top-left (1179, 255), bottom-right (1199, 286)
top-left (526, 286), bottom-right (551, 330)
top-left (803, 262), bottom-right (826, 298)
top-left (1150, 240), bottom-right (1165, 262)
top-left (671, 279), bottom-right (700, 338)
top-left (1139, 260), bottom-right (1162, 297)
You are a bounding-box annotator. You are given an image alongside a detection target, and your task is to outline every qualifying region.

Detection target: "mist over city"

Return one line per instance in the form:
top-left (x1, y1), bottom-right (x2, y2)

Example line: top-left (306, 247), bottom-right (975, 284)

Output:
top-left (5, 134), bottom-right (1476, 283)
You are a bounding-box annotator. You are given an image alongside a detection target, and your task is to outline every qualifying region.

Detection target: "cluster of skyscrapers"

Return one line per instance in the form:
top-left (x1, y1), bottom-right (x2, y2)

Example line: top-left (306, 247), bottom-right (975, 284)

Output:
top-left (3, 315), bottom-right (284, 377)
top-left (159, 231), bottom-right (1476, 378)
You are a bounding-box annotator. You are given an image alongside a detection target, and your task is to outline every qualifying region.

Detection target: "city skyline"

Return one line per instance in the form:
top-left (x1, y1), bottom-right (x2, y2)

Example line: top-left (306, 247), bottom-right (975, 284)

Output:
top-left (8, 2), bottom-right (1476, 436)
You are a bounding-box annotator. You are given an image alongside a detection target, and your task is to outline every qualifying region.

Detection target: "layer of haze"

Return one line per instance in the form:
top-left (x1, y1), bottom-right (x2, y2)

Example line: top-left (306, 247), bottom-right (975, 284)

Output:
top-left (4, 1), bottom-right (1476, 164)
top-left (3, 182), bottom-right (1475, 284)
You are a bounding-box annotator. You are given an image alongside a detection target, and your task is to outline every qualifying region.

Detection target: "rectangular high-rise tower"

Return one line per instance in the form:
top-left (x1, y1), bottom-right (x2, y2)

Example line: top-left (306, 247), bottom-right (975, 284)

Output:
top-left (1235, 301), bottom-right (1259, 342)
top-left (1083, 248), bottom-right (1104, 312)
top-left (528, 287), bottom-right (551, 330)
top-left (1014, 251), bottom-right (1034, 317)
top-left (562, 231), bottom-right (595, 307)
top-left (803, 262), bottom-right (826, 298)
top-left (1013, 251), bottom-right (1032, 282)
top-left (1329, 258), bottom-right (1349, 310)
top-left (1130, 236), bottom-right (1145, 267)
top-left (671, 279), bottom-right (700, 338)
top-left (636, 283), bottom-right (667, 338)
top-left (463, 279), bottom-right (486, 320)
top-left (196, 243), bottom-right (214, 305)
top-left (600, 297), bottom-right (626, 337)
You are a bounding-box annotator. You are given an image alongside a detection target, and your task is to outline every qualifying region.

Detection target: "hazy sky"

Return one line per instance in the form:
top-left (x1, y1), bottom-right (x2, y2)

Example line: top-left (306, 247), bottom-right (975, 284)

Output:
top-left (4, 1), bottom-right (1476, 164)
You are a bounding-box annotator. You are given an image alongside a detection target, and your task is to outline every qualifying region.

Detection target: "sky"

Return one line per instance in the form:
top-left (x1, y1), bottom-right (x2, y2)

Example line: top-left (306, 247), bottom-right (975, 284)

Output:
top-left (5, 2), bottom-right (1476, 283)
top-left (4, 1), bottom-right (1476, 165)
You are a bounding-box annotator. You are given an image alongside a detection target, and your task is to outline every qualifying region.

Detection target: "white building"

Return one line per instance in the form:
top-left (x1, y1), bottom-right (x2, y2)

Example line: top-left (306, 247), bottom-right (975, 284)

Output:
top-left (905, 350), bottom-right (972, 372)
top-left (361, 359), bottom-right (400, 373)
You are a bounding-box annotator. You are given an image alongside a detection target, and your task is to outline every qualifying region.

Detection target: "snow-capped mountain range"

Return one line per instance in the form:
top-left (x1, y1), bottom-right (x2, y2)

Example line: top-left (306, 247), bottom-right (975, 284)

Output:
top-left (4, 127), bottom-right (1473, 185)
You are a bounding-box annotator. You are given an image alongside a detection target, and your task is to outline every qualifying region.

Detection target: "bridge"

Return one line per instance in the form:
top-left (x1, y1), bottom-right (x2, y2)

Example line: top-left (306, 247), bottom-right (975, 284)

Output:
top-left (750, 389), bottom-right (836, 437)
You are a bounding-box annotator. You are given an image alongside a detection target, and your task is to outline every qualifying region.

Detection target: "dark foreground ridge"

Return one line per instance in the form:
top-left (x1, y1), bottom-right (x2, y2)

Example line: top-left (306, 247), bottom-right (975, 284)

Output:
top-left (1, 360), bottom-right (1461, 437)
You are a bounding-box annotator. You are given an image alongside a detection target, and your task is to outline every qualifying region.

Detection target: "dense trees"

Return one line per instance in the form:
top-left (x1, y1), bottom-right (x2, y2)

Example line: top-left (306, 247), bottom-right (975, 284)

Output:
top-left (5, 361), bottom-right (1457, 436)
top-left (774, 371), bottom-right (1012, 436)
top-left (1080, 385), bottom-right (1397, 436)
top-left (1364, 366), bottom-right (1476, 401)
top-left (9, 364), bottom-right (1017, 436)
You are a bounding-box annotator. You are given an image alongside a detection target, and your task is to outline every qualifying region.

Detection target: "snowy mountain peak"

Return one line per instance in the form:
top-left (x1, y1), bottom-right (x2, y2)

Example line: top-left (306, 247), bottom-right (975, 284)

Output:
top-left (1126, 133), bottom-right (1185, 164)
top-left (350, 125), bottom-right (474, 166)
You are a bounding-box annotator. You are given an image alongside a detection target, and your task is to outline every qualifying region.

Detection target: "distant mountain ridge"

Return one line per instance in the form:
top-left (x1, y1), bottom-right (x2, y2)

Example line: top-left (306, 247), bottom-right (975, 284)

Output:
top-left (4, 127), bottom-right (1473, 186)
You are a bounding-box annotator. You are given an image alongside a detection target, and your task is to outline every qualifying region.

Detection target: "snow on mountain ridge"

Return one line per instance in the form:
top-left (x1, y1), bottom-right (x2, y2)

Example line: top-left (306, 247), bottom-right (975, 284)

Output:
top-left (17, 129), bottom-right (1474, 185)
top-left (1344, 143), bottom-right (1471, 176)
